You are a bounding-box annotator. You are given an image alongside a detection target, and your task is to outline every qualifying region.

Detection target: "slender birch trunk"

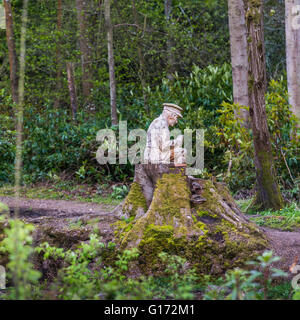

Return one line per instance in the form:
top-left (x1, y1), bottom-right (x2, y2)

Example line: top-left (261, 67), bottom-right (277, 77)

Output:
top-left (66, 61), bottom-right (78, 121)
top-left (104, 0), bottom-right (118, 126)
top-left (132, 0), bottom-right (148, 112)
top-left (164, 0), bottom-right (175, 81)
top-left (76, 0), bottom-right (93, 101)
top-left (54, 0), bottom-right (63, 108)
top-left (13, 0), bottom-right (29, 300)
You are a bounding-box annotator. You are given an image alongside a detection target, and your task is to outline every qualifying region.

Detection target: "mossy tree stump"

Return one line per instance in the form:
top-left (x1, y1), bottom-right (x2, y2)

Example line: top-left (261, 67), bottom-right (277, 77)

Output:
top-left (113, 164), bottom-right (268, 276)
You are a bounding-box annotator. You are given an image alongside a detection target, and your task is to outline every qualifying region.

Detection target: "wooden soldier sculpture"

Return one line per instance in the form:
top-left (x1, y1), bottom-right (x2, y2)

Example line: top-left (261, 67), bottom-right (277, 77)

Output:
top-left (143, 103), bottom-right (187, 166)
top-left (134, 103), bottom-right (187, 207)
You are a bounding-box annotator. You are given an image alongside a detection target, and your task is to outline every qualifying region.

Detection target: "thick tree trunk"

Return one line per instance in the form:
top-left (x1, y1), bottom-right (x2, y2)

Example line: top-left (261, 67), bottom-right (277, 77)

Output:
top-left (54, 0), bottom-right (63, 109)
top-left (132, 0), bottom-right (148, 112)
top-left (4, 0), bottom-right (18, 104)
top-left (285, 0), bottom-right (300, 126)
top-left (66, 62), bottom-right (78, 121)
top-left (104, 0), bottom-right (118, 126)
top-left (244, 0), bottom-right (284, 210)
top-left (76, 0), bottom-right (93, 101)
top-left (164, 0), bottom-right (175, 81)
top-left (228, 0), bottom-right (250, 128)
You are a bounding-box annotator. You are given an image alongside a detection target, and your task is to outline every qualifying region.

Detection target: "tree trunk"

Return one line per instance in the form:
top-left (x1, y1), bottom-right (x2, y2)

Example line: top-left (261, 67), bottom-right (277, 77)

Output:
top-left (104, 0), bottom-right (118, 126)
top-left (228, 0), bottom-right (250, 128)
top-left (285, 0), bottom-right (300, 126)
top-left (164, 0), bottom-right (175, 81)
top-left (54, 0), bottom-right (63, 109)
top-left (3, 0), bottom-right (18, 104)
top-left (244, 0), bottom-right (284, 210)
top-left (132, 0), bottom-right (148, 112)
top-left (76, 0), bottom-right (93, 101)
top-left (66, 62), bottom-right (78, 121)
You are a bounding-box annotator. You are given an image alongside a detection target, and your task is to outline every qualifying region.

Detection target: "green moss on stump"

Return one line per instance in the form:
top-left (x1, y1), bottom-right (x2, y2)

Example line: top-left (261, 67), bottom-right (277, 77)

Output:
top-left (119, 174), bottom-right (200, 248)
top-left (114, 173), bottom-right (268, 276)
top-left (122, 182), bottom-right (147, 219)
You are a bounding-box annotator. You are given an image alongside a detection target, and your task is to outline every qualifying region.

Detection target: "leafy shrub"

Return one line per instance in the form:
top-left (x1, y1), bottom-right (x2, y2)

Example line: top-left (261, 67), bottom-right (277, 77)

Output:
top-left (0, 217), bottom-right (41, 300)
top-left (111, 185), bottom-right (129, 199)
top-left (37, 238), bottom-right (140, 300)
top-left (0, 106), bottom-right (135, 185)
top-left (216, 78), bottom-right (300, 193)
top-left (0, 115), bottom-right (16, 185)
top-left (293, 289), bottom-right (300, 300)
top-left (250, 203), bottom-right (300, 231)
top-left (36, 234), bottom-right (106, 300)
top-left (204, 251), bottom-right (287, 300)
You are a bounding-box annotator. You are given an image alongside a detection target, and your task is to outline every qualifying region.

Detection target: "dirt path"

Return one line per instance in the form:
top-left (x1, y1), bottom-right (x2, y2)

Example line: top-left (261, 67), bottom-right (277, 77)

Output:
top-left (0, 196), bottom-right (115, 219)
top-left (1, 196), bottom-right (300, 274)
top-left (0, 196), bottom-right (119, 249)
top-left (262, 226), bottom-right (300, 274)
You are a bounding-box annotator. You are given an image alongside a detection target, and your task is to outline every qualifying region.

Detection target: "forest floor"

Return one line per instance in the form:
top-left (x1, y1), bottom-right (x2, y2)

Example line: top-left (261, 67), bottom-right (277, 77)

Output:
top-left (0, 195), bottom-right (119, 246)
top-left (0, 184), bottom-right (299, 275)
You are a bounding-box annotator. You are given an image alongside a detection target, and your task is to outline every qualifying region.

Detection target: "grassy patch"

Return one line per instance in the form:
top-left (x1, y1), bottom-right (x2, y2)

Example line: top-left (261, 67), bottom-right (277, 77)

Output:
top-left (249, 203), bottom-right (300, 231)
top-left (236, 198), bottom-right (253, 213)
top-left (0, 183), bottom-right (122, 206)
top-left (237, 198), bottom-right (300, 231)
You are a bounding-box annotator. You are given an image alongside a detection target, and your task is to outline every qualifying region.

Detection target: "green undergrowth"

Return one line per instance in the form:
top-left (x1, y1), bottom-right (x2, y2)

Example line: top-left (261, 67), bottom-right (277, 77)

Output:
top-left (237, 199), bottom-right (300, 231)
top-left (249, 203), bottom-right (300, 231)
top-left (236, 198), bottom-right (253, 213)
top-left (0, 216), bottom-right (298, 300)
top-left (0, 217), bottom-right (296, 300)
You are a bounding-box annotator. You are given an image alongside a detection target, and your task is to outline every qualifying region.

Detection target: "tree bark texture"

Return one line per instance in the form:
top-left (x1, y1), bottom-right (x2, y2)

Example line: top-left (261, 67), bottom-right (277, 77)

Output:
top-left (66, 62), bottom-right (78, 121)
top-left (132, 0), bottom-right (148, 112)
top-left (228, 0), bottom-right (250, 127)
top-left (285, 0), bottom-right (300, 126)
top-left (76, 0), bottom-right (93, 101)
top-left (164, 0), bottom-right (175, 81)
top-left (4, 0), bottom-right (18, 104)
top-left (244, 0), bottom-right (284, 210)
top-left (54, 0), bottom-right (63, 109)
top-left (104, 0), bottom-right (118, 126)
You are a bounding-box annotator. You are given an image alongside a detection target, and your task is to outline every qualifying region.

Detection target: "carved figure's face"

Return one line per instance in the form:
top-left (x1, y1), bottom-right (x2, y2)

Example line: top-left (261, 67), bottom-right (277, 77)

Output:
top-left (167, 113), bottom-right (179, 127)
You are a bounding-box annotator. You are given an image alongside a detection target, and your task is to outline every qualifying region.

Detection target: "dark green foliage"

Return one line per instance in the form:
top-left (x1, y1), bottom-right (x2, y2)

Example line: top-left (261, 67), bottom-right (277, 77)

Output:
top-left (0, 0), bottom-right (297, 195)
top-left (249, 203), bottom-right (300, 231)
top-left (264, 0), bottom-right (286, 79)
top-left (0, 106), bottom-right (133, 185)
top-left (216, 79), bottom-right (299, 194)
top-left (1, 62), bottom-right (233, 186)
top-left (0, 114), bottom-right (15, 183)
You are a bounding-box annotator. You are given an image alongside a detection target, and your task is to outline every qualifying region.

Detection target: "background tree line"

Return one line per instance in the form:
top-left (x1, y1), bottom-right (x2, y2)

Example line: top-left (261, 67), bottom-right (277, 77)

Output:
top-left (0, 0), bottom-right (289, 115)
top-left (0, 0), bottom-right (299, 209)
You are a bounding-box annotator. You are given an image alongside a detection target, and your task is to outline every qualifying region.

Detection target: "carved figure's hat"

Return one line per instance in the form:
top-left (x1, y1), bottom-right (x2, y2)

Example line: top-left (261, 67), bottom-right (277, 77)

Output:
top-left (163, 103), bottom-right (183, 118)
